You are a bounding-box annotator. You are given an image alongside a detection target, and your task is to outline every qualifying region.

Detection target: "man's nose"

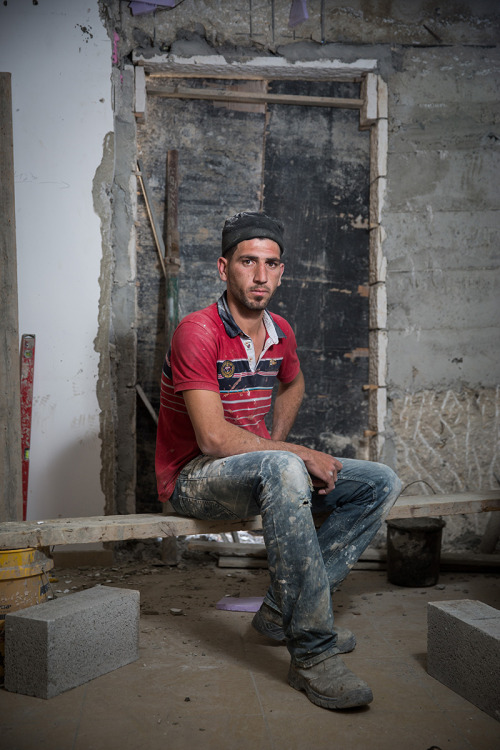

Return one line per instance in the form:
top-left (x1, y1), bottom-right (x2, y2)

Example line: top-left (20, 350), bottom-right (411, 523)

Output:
top-left (253, 261), bottom-right (268, 283)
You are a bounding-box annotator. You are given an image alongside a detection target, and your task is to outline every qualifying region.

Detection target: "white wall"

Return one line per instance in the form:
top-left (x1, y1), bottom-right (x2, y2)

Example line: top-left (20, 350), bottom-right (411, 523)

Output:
top-left (0, 0), bottom-right (112, 520)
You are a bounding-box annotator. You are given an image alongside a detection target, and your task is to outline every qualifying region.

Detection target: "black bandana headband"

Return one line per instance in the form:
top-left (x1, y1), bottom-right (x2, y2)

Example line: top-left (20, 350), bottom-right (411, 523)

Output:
top-left (221, 211), bottom-right (285, 256)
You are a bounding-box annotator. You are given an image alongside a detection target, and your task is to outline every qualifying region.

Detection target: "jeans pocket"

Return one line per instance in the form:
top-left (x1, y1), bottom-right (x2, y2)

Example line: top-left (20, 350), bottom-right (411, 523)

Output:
top-left (172, 494), bottom-right (241, 521)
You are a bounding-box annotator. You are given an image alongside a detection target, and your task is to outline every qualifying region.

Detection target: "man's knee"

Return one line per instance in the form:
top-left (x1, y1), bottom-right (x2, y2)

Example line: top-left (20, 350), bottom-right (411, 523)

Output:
top-left (380, 463), bottom-right (402, 494)
top-left (260, 451), bottom-right (312, 497)
top-left (371, 462), bottom-right (402, 508)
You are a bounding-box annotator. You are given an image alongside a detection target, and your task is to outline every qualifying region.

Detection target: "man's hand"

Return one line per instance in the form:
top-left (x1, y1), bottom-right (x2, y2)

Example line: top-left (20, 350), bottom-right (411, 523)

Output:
top-left (302, 450), bottom-right (343, 495)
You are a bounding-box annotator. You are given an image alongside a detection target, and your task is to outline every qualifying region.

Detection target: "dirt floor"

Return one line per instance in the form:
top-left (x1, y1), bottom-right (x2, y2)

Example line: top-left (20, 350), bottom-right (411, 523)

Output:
top-left (1, 541), bottom-right (499, 750)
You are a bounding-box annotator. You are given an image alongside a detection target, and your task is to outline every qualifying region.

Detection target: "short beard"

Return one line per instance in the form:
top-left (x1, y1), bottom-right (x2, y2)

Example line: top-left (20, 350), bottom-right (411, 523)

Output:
top-left (236, 288), bottom-right (275, 311)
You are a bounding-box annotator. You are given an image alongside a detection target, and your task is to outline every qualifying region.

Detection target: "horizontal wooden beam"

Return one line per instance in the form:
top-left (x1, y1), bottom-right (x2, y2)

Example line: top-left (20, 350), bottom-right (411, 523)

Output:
top-left (0, 491), bottom-right (498, 549)
top-left (388, 490), bottom-right (500, 519)
top-left (147, 86), bottom-right (363, 110)
top-left (0, 514), bottom-right (263, 549)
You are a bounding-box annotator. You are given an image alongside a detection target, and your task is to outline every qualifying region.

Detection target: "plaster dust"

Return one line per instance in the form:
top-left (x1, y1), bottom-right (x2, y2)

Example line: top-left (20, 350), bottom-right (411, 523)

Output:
top-left (2, 548), bottom-right (499, 748)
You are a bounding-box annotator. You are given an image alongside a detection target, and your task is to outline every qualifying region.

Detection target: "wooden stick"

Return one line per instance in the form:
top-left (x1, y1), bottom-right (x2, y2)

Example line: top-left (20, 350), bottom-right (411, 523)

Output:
top-left (135, 384), bottom-right (158, 425)
top-left (148, 86), bottom-right (363, 110)
top-left (136, 159), bottom-right (167, 277)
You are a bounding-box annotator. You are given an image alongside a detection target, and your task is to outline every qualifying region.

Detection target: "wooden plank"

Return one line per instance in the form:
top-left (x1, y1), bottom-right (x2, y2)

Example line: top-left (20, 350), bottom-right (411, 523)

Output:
top-left (191, 542), bottom-right (500, 572)
top-left (148, 86), bottom-right (363, 110)
top-left (188, 541), bottom-right (266, 557)
top-left (387, 491), bottom-right (500, 519)
top-left (0, 491), bottom-right (498, 549)
top-left (0, 514), bottom-right (264, 549)
top-left (212, 549), bottom-right (500, 572)
top-left (0, 72), bottom-right (22, 522)
top-left (356, 547), bottom-right (500, 572)
top-left (439, 552), bottom-right (500, 571)
top-left (217, 556), bottom-right (268, 569)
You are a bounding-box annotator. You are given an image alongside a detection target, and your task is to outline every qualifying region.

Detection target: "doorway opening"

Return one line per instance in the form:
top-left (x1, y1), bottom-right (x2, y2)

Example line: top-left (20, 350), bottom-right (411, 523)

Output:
top-left (132, 66), bottom-right (387, 512)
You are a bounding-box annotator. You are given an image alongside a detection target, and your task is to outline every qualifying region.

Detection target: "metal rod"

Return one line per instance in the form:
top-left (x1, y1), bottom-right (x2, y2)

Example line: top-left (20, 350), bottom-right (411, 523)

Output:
top-left (135, 384), bottom-right (158, 425)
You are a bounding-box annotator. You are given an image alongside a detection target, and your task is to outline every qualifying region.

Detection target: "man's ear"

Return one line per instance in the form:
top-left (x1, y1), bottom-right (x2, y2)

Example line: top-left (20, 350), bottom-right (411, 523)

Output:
top-left (278, 262), bottom-right (285, 286)
top-left (217, 256), bottom-right (228, 282)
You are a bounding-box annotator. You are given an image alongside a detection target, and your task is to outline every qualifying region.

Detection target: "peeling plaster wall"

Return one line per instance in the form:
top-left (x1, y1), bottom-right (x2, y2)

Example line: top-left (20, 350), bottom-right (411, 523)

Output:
top-left (102, 0), bottom-right (499, 547)
top-left (103, 0), bottom-right (499, 53)
top-left (93, 133), bottom-right (116, 516)
top-left (391, 388), bottom-right (500, 494)
top-left (389, 388), bottom-right (500, 549)
top-left (0, 1), bottom-right (113, 520)
top-left (382, 45), bottom-right (500, 548)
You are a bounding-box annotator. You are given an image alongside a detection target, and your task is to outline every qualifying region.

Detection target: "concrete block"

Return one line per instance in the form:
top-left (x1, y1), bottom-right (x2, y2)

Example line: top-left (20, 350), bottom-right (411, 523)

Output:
top-left (370, 118), bottom-right (388, 182)
top-left (369, 176), bottom-right (386, 227)
top-left (360, 72), bottom-right (378, 129)
top-left (369, 282), bottom-right (387, 331)
top-left (369, 329), bottom-right (387, 387)
top-left (4, 585), bottom-right (139, 699)
top-left (427, 599), bottom-right (500, 722)
top-left (369, 224), bottom-right (387, 285)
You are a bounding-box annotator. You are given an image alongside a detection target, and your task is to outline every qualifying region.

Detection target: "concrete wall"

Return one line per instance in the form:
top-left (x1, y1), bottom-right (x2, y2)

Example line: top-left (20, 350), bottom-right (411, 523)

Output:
top-left (0, 1), bottom-right (112, 520)
top-left (103, 0), bottom-right (499, 548)
top-left (383, 45), bottom-right (500, 546)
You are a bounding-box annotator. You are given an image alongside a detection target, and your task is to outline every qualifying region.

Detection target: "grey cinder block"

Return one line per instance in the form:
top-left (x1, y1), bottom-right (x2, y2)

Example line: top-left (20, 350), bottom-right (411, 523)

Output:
top-left (427, 599), bottom-right (500, 722)
top-left (4, 585), bottom-right (139, 699)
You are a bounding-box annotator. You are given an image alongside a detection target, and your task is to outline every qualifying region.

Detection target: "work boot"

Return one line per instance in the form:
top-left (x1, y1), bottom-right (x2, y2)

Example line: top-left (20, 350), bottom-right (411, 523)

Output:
top-left (288, 654), bottom-right (373, 710)
top-left (252, 604), bottom-right (356, 653)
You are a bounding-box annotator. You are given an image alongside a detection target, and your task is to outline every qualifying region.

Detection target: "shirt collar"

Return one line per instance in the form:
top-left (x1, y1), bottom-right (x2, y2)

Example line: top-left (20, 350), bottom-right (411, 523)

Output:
top-left (217, 292), bottom-right (286, 340)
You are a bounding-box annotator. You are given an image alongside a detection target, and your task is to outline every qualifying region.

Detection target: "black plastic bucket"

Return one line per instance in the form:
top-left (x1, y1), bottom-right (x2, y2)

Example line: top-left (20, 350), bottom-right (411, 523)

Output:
top-left (386, 517), bottom-right (446, 587)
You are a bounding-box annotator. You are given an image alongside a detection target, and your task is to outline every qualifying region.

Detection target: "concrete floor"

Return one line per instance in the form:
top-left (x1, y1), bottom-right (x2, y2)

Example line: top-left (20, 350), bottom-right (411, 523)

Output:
top-left (1, 546), bottom-right (499, 750)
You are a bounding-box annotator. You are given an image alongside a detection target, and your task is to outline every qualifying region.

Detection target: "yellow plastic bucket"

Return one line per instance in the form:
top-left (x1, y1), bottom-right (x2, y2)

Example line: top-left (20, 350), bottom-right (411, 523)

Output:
top-left (0, 547), bottom-right (54, 679)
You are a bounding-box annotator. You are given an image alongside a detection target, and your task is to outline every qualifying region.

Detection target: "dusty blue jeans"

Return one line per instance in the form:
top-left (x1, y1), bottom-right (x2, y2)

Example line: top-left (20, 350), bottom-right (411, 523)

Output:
top-left (170, 452), bottom-right (401, 668)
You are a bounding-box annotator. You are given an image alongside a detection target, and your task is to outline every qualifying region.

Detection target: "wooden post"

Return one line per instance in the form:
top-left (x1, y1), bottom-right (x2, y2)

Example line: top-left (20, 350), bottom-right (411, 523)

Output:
top-left (161, 151), bottom-right (181, 563)
top-left (0, 72), bottom-right (22, 522)
top-left (164, 149), bottom-right (180, 349)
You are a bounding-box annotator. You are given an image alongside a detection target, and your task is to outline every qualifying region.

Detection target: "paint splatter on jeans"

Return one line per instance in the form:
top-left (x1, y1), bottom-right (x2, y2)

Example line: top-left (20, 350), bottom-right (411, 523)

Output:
top-left (170, 451), bottom-right (402, 667)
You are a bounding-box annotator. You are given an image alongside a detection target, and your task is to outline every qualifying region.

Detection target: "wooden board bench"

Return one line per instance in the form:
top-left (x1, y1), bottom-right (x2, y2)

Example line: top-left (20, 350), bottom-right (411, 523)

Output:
top-left (0, 490), bottom-right (499, 550)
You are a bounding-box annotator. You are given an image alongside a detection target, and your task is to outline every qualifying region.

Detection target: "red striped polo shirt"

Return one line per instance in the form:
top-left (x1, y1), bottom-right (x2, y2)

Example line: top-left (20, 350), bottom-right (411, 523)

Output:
top-left (155, 293), bottom-right (301, 501)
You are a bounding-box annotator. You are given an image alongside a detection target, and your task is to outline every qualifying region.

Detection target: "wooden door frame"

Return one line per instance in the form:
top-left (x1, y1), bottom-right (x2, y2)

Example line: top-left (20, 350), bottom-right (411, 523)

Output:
top-left (133, 56), bottom-right (389, 461)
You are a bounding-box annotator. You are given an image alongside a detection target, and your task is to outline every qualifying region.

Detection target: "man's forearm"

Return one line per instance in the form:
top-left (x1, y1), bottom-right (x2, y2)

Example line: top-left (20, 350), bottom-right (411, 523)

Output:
top-left (270, 371), bottom-right (305, 441)
top-left (184, 383), bottom-right (308, 461)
